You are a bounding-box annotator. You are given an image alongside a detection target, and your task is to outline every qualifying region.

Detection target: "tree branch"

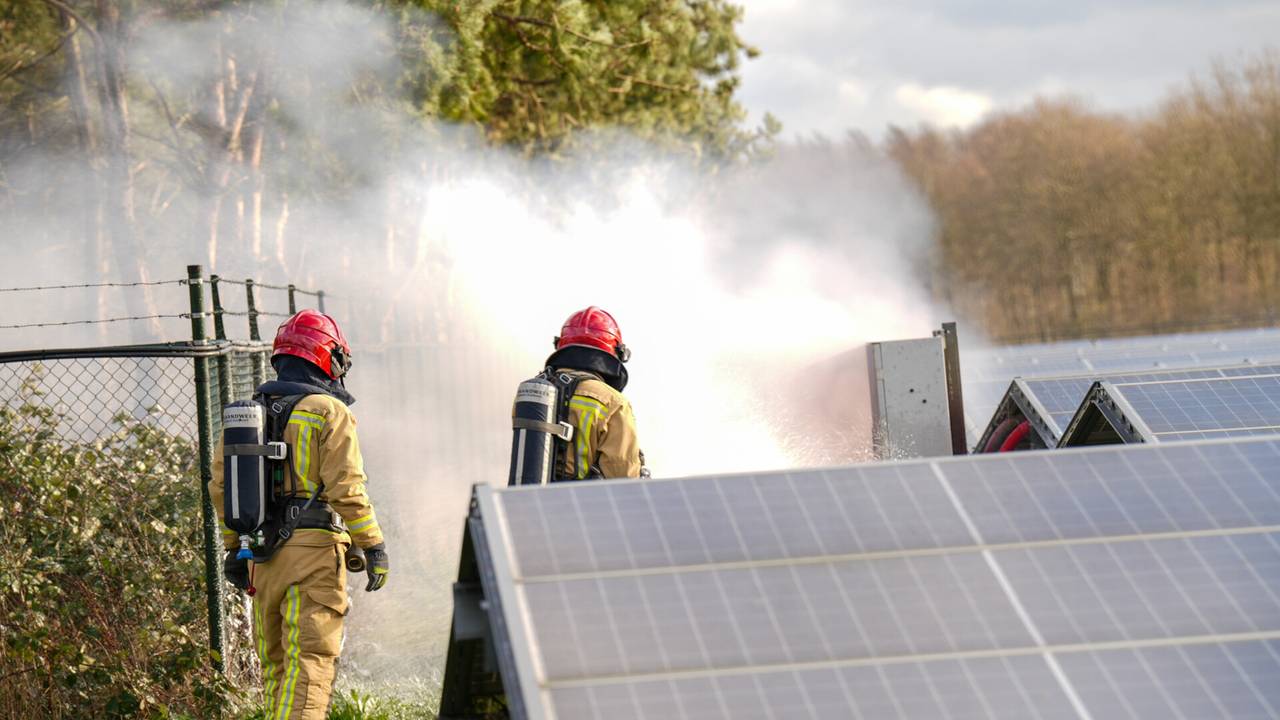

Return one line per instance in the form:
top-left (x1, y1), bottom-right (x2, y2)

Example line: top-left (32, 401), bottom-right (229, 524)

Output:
top-left (498, 74), bottom-right (557, 87)
top-left (615, 75), bottom-right (695, 93)
top-left (147, 77), bottom-right (203, 174)
top-left (36, 0), bottom-right (101, 43)
top-left (0, 24), bottom-right (78, 82)
top-left (491, 11), bottom-right (555, 30)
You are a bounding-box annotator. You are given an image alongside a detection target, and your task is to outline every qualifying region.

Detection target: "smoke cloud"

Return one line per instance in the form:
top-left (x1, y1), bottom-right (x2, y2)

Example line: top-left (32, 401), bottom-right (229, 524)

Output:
top-left (0, 0), bottom-right (946, 689)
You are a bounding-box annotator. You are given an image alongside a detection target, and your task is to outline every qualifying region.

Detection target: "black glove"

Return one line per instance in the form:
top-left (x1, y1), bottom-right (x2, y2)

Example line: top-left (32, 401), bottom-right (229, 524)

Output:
top-left (223, 550), bottom-right (250, 590)
top-left (363, 543), bottom-right (389, 592)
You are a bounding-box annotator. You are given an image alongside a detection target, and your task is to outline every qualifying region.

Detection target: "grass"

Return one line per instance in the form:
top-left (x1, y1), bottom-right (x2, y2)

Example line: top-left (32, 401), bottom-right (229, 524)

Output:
top-left (234, 687), bottom-right (439, 720)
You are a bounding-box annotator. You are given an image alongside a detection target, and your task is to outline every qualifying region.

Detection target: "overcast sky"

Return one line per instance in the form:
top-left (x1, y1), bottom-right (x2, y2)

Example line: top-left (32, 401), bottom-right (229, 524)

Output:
top-left (736, 0), bottom-right (1280, 139)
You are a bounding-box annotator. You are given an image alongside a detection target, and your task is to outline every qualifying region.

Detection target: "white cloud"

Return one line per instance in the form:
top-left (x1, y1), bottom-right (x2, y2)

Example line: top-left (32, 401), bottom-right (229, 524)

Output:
top-left (736, 0), bottom-right (1280, 137)
top-left (894, 83), bottom-right (993, 128)
top-left (838, 79), bottom-right (870, 106)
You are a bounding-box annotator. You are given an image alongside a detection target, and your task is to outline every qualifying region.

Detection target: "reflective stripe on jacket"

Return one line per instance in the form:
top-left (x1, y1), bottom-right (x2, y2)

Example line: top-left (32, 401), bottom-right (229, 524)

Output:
top-left (554, 375), bottom-right (643, 480)
top-left (211, 393), bottom-right (385, 550)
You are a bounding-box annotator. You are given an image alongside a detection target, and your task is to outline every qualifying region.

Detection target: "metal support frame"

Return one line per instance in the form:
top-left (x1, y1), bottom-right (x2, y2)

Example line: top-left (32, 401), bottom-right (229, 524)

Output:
top-left (1058, 381), bottom-right (1158, 446)
top-left (939, 322), bottom-right (968, 455)
top-left (464, 485), bottom-right (547, 720)
top-left (1009, 379), bottom-right (1063, 446)
top-left (187, 264), bottom-right (225, 672)
top-left (974, 380), bottom-right (1063, 451)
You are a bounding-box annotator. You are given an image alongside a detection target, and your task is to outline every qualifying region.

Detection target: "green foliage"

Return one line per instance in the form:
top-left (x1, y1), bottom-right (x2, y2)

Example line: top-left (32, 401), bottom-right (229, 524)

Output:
top-left (0, 383), bottom-right (243, 718)
top-left (0, 0), bottom-right (70, 157)
top-left (392, 0), bottom-right (774, 160)
top-left (230, 689), bottom-right (437, 720)
top-left (327, 688), bottom-right (437, 720)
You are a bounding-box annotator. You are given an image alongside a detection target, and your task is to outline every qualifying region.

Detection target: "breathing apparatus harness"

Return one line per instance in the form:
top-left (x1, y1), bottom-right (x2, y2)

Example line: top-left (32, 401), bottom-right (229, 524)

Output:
top-left (509, 368), bottom-right (612, 485)
top-left (222, 393), bottom-right (343, 564)
top-left (546, 369), bottom-right (607, 482)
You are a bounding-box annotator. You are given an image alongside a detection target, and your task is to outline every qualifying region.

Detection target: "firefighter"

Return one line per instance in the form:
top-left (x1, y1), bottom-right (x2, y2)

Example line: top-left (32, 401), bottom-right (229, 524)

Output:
top-left (546, 306), bottom-right (644, 480)
top-left (211, 309), bottom-right (389, 720)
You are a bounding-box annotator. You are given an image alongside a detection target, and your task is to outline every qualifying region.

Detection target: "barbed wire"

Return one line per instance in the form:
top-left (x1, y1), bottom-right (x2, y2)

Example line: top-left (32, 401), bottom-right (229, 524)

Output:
top-left (1, 309), bottom-right (299, 330)
top-left (0, 279), bottom-right (188, 293)
top-left (0, 312), bottom-right (210, 330)
top-left (0, 277), bottom-right (325, 297)
top-left (215, 309), bottom-right (292, 319)
top-left (1, 275), bottom-right (327, 330)
top-left (210, 277), bottom-right (322, 296)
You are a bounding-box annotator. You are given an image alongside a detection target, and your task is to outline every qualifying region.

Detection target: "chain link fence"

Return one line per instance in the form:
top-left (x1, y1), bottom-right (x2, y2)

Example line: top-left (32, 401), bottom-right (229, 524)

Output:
top-left (0, 265), bottom-right (322, 692)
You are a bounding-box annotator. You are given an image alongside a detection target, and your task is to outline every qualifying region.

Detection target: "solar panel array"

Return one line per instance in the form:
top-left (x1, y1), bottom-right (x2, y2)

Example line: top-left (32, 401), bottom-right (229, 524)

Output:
top-left (962, 327), bottom-right (1280, 440)
top-left (1064, 375), bottom-right (1280, 444)
top-left (976, 364), bottom-right (1280, 450)
top-left (457, 436), bottom-right (1280, 720)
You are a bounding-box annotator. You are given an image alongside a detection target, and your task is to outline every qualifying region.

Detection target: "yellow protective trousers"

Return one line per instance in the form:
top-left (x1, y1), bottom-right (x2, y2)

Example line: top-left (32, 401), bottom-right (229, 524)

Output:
top-left (250, 539), bottom-right (351, 720)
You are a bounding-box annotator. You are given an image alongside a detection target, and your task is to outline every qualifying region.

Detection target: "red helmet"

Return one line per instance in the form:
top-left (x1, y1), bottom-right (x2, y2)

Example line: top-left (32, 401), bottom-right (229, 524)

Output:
top-left (272, 309), bottom-right (353, 379)
top-left (555, 306), bottom-right (630, 362)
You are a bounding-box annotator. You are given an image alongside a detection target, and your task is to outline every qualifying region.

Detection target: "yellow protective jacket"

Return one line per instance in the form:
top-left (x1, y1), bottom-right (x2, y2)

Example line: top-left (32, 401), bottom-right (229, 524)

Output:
top-left (554, 373), bottom-right (643, 480)
top-left (210, 393), bottom-right (385, 551)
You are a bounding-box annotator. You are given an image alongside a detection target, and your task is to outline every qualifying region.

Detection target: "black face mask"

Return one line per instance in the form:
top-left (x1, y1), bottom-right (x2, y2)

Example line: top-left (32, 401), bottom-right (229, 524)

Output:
top-left (545, 346), bottom-right (629, 392)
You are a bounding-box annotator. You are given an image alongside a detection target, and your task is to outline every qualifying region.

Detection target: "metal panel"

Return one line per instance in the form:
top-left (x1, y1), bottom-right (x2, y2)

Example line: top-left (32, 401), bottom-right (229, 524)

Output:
top-left (870, 337), bottom-right (953, 459)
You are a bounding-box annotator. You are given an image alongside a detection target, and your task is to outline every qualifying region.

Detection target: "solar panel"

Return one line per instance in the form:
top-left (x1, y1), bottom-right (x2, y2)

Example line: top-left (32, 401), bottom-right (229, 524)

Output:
top-left (961, 327), bottom-right (1280, 433)
top-left (973, 364), bottom-right (1280, 451)
top-left (1058, 640), bottom-right (1280, 718)
top-left (1059, 375), bottom-right (1280, 445)
top-left (549, 654), bottom-right (1081, 720)
top-left (441, 436), bottom-right (1280, 719)
top-left (1116, 375), bottom-right (1280, 439)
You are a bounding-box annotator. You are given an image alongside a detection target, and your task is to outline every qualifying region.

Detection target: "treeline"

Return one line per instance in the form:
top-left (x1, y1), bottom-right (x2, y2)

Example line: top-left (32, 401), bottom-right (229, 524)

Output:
top-left (888, 51), bottom-right (1280, 343)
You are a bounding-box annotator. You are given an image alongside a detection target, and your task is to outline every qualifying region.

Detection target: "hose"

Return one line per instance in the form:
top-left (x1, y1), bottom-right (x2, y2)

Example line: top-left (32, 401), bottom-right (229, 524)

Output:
top-left (999, 421), bottom-right (1032, 452)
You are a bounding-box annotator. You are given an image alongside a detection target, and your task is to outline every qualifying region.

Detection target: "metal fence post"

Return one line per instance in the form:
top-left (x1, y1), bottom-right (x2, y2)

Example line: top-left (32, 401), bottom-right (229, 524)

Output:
top-left (210, 276), bottom-right (232, 408)
top-left (187, 264), bottom-right (225, 673)
top-left (246, 279), bottom-right (266, 387)
top-left (316, 289), bottom-right (326, 314)
top-left (287, 284), bottom-right (297, 314)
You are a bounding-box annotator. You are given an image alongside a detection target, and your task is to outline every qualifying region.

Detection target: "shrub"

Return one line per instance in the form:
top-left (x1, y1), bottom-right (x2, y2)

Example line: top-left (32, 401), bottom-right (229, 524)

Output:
top-left (0, 396), bottom-right (244, 718)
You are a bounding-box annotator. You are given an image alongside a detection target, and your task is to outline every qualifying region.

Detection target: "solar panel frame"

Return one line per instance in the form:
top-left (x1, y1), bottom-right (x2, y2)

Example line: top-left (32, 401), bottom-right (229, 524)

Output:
top-left (449, 436), bottom-right (1280, 719)
top-left (469, 489), bottom-right (551, 720)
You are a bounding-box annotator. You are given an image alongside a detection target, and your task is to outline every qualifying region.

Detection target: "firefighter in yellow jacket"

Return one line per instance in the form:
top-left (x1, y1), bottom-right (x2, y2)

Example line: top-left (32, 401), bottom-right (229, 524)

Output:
top-left (211, 309), bottom-right (388, 720)
top-left (547, 306), bottom-right (644, 479)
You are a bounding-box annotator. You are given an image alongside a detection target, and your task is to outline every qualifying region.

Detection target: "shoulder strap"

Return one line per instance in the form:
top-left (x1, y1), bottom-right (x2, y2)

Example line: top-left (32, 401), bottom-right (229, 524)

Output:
top-left (541, 369), bottom-right (596, 480)
top-left (256, 393), bottom-right (312, 498)
top-left (261, 394), bottom-right (309, 442)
